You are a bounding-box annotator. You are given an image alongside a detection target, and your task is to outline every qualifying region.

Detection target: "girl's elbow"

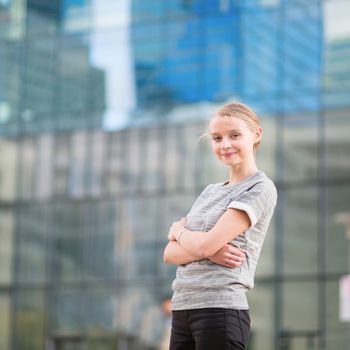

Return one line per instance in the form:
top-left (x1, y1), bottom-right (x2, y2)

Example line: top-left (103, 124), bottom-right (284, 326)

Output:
top-left (196, 242), bottom-right (213, 259)
top-left (163, 249), bottom-right (172, 264)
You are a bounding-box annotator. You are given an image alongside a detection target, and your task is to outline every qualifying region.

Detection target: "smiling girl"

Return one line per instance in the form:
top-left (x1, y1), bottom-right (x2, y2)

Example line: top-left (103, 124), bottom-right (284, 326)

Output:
top-left (163, 102), bottom-right (277, 349)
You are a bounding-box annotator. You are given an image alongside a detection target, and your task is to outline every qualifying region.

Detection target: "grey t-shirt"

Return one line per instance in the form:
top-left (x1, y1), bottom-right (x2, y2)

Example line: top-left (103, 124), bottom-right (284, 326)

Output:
top-left (171, 170), bottom-right (277, 310)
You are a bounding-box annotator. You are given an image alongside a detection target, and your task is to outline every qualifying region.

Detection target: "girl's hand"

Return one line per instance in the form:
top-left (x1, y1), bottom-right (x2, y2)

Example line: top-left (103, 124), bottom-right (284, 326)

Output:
top-left (168, 217), bottom-right (187, 241)
top-left (208, 244), bottom-right (246, 268)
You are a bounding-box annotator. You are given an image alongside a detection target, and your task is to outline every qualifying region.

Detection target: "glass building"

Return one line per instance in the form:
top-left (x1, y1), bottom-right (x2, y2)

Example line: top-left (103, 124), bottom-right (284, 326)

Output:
top-left (0, 1), bottom-right (350, 349)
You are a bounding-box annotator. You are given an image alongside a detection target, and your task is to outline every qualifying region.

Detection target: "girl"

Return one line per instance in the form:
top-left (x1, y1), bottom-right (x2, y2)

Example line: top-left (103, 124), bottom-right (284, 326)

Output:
top-left (163, 102), bottom-right (277, 349)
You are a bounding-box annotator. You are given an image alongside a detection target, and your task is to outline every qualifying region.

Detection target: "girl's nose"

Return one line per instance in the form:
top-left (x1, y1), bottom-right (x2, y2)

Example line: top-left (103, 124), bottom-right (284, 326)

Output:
top-left (222, 139), bottom-right (232, 149)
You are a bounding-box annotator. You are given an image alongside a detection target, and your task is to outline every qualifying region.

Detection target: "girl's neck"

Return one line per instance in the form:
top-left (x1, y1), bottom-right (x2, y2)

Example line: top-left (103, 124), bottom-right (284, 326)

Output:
top-left (226, 165), bottom-right (259, 186)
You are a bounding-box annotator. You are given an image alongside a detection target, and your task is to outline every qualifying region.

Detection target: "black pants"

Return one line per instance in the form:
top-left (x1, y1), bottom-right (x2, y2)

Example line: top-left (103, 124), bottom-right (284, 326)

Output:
top-left (169, 308), bottom-right (250, 350)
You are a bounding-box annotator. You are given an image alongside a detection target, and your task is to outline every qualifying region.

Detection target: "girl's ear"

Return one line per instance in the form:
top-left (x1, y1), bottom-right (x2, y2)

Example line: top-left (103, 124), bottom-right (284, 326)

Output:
top-left (255, 126), bottom-right (262, 143)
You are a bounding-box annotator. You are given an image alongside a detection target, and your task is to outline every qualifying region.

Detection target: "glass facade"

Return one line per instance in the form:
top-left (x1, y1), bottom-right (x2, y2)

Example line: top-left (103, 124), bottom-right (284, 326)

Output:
top-left (0, 1), bottom-right (350, 349)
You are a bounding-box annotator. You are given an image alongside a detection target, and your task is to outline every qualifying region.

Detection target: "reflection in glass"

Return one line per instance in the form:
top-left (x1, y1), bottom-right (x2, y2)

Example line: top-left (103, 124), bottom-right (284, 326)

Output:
top-left (0, 1), bottom-right (350, 349)
top-left (83, 288), bottom-right (117, 333)
top-left (83, 201), bottom-right (118, 281)
top-left (0, 293), bottom-right (10, 350)
top-left (325, 281), bottom-right (350, 349)
top-left (325, 110), bottom-right (350, 179)
top-left (283, 188), bottom-right (318, 275)
top-left (53, 134), bottom-right (70, 196)
top-left (248, 282), bottom-right (275, 350)
top-left (282, 281), bottom-right (318, 331)
top-left (13, 291), bottom-right (44, 350)
top-left (17, 205), bottom-right (47, 283)
top-left (282, 114), bottom-right (320, 182)
top-left (326, 185), bottom-right (350, 274)
top-left (51, 203), bottom-right (82, 282)
top-left (0, 209), bottom-right (14, 285)
top-left (18, 137), bottom-right (37, 199)
top-left (51, 289), bottom-right (82, 334)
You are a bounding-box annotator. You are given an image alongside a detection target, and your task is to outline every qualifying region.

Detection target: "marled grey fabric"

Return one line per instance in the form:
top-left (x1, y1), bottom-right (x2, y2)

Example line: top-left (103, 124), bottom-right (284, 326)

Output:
top-left (171, 170), bottom-right (277, 310)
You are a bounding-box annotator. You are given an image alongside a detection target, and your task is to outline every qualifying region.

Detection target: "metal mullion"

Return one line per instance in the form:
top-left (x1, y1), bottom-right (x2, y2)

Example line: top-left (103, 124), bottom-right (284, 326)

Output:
top-left (120, 129), bottom-right (131, 195)
top-left (99, 131), bottom-right (110, 198)
top-left (316, 1), bottom-right (327, 347)
top-left (79, 200), bottom-right (87, 340)
top-left (84, 131), bottom-right (94, 197)
top-left (42, 203), bottom-right (51, 350)
top-left (9, 131), bottom-right (27, 350)
top-left (237, 4), bottom-right (244, 96)
top-left (10, 203), bottom-right (22, 350)
top-left (134, 127), bottom-right (144, 193)
top-left (158, 124), bottom-right (167, 191)
top-left (274, 3), bottom-right (286, 349)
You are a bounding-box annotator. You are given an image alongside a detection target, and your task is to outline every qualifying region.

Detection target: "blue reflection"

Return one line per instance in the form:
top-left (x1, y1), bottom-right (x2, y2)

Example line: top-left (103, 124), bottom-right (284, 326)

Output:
top-left (130, 0), bottom-right (324, 123)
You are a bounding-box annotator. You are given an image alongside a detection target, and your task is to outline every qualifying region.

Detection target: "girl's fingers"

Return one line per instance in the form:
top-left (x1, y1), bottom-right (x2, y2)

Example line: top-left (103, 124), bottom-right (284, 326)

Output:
top-left (226, 252), bottom-right (245, 262)
top-left (225, 260), bottom-right (242, 268)
top-left (228, 246), bottom-right (246, 258)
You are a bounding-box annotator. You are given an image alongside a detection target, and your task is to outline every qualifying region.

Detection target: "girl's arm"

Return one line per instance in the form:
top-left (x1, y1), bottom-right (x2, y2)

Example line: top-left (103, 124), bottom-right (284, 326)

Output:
top-left (163, 240), bottom-right (246, 268)
top-left (168, 209), bottom-right (250, 259)
top-left (163, 240), bottom-right (199, 265)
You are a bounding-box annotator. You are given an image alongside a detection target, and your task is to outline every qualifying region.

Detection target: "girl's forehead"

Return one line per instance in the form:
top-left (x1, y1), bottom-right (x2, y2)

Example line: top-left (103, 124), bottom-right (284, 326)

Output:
top-left (209, 115), bottom-right (248, 132)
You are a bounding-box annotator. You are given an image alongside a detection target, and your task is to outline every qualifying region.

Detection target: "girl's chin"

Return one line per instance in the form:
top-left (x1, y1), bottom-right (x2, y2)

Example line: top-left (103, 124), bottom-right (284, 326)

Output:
top-left (221, 160), bottom-right (240, 166)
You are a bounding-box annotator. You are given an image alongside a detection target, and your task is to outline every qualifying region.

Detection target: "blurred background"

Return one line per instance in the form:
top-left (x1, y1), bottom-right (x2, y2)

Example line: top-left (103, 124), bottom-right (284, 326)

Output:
top-left (0, 0), bottom-right (350, 349)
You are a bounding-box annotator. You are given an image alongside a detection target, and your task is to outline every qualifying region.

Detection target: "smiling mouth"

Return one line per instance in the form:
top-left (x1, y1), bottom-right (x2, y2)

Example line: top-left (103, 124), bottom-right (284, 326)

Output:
top-left (222, 152), bottom-right (237, 157)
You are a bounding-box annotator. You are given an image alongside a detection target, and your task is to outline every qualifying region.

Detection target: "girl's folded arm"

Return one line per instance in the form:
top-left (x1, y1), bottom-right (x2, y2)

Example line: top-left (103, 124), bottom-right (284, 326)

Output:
top-left (163, 240), bottom-right (200, 265)
top-left (176, 208), bottom-right (250, 258)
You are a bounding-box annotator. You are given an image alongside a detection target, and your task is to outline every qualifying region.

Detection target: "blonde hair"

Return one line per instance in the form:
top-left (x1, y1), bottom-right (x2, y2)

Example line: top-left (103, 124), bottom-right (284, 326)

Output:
top-left (201, 101), bottom-right (262, 150)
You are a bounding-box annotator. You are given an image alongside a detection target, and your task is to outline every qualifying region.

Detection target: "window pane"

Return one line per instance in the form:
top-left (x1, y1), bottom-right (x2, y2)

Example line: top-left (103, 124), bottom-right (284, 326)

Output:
top-left (143, 128), bottom-right (162, 191)
top-left (283, 188), bottom-right (318, 275)
top-left (116, 286), bottom-right (161, 342)
top-left (0, 139), bottom-right (17, 200)
top-left (23, 37), bottom-right (57, 129)
top-left (51, 289), bottom-right (82, 333)
top-left (0, 293), bottom-right (10, 350)
top-left (56, 341), bottom-right (83, 350)
top-left (13, 291), bottom-right (44, 350)
top-left (53, 135), bottom-right (70, 196)
top-left (242, 10), bottom-right (279, 96)
top-left (248, 283), bottom-right (275, 350)
top-left (0, 209), bottom-right (15, 284)
top-left (50, 203), bottom-right (82, 282)
top-left (164, 125), bottom-right (182, 190)
top-left (326, 185), bottom-right (350, 274)
top-left (106, 131), bottom-right (125, 194)
top-left (0, 43), bottom-right (21, 134)
top-left (325, 110), bottom-right (350, 179)
top-left (118, 197), bottom-right (159, 281)
top-left (87, 339), bottom-right (117, 350)
top-left (83, 288), bottom-right (117, 333)
top-left (282, 281), bottom-right (318, 332)
top-left (255, 214), bottom-right (276, 278)
top-left (69, 131), bottom-right (87, 198)
top-left (17, 205), bottom-right (47, 283)
top-left (257, 114), bottom-right (278, 181)
top-left (63, 1), bottom-right (90, 33)
top-left (282, 114), bottom-right (319, 182)
top-left (83, 201), bottom-right (118, 281)
top-left (18, 137), bottom-right (37, 199)
top-left (325, 281), bottom-right (350, 349)
top-left (36, 134), bottom-right (54, 199)
top-left (85, 130), bottom-right (107, 197)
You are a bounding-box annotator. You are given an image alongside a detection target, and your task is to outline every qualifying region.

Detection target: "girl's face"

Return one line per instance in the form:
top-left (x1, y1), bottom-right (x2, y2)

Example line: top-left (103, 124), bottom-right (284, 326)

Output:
top-left (209, 115), bottom-right (261, 167)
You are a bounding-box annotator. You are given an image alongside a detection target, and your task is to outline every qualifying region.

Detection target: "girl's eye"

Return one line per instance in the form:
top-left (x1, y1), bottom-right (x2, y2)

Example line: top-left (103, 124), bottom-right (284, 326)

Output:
top-left (212, 137), bottom-right (221, 142)
top-left (230, 134), bottom-right (240, 139)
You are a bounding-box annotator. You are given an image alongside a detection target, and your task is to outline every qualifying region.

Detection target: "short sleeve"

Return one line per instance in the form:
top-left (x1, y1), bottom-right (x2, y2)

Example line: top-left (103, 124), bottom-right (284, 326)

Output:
top-left (227, 181), bottom-right (277, 227)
